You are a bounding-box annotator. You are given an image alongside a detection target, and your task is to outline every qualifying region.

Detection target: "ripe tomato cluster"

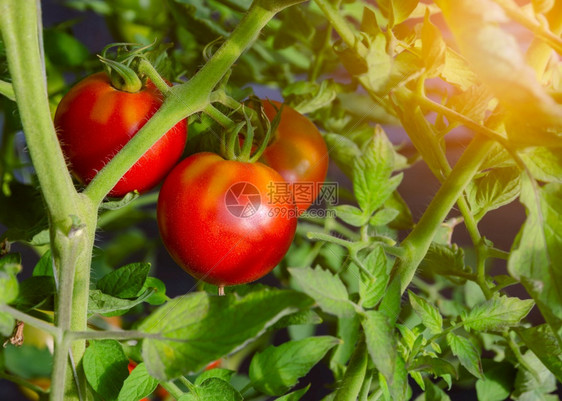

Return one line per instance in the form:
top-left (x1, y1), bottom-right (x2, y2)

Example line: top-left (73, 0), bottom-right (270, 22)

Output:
top-left (55, 73), bottom-right (328, 287)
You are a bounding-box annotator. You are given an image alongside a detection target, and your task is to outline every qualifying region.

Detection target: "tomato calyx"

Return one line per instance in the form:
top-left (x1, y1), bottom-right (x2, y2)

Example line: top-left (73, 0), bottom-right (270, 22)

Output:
top-left (97, 42), bottom-right (170, 93)
top-left (220, 97), bottom-right (283, 163)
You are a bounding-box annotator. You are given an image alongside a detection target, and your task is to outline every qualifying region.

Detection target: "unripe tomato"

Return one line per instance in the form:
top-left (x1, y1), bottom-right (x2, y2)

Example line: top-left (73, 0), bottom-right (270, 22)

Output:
top-left (261, 100), bottom-right (329, 213)
top-left (157, 152), bottom-right (297, 286)
top-left (54, 72), bottom-right (187, 197)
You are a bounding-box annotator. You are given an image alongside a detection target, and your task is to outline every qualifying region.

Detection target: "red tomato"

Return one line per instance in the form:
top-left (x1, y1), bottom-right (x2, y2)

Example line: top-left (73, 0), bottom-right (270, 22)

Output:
top-left (157, 152), bottom-right (297, 286)
top-left (261, 100), bottom-right (329, 213)
top-left (205, 359), bottom-right (222, 370)
top-left (54, 72), bottom-right (187, 197)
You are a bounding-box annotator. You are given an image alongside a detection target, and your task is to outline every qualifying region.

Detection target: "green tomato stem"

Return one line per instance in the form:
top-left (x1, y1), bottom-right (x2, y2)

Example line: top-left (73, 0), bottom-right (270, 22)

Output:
top-left (178, 376), bottom-right (197, 393)
top-left (161, 381), bottom-right (185, 399)
top-left (0, 304), bottom-right (60, 339)
top-left (0, 2), bottom-right (98, 400)
top-left (138, 58), bottom-right (171, 96)
top-left (0, 79), bottom-right (15, 101)
top-left (391, 136), bottom-right (495, 294)
top-left (203, 104), bottom-right (235, 128)
top-left (313, 0), bottom-right (366, 57)
top-left (0, 0), bottom-right (80, 229)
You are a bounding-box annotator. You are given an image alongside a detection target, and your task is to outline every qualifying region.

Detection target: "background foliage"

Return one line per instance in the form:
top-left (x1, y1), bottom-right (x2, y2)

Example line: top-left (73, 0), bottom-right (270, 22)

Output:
top-left (1, 0), bottom-right (562, 400)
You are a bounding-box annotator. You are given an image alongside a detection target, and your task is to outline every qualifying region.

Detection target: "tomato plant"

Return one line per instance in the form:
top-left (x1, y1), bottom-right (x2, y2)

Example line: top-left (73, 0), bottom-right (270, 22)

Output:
top-left (157, 152), bottom-right (297, 287)
top-left (54, 72), bottom-right (187, 197)
top-left (2, 0), bottom-right (562, 400)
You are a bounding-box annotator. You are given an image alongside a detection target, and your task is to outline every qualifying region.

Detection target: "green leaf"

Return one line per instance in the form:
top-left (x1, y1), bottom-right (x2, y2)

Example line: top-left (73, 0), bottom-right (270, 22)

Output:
top-left (99, 191), bottom-right (140, 210)
top-left (195, 368), bottom-right (235, 386)
top-left (325, 134), bottom-right (361, 178)
top-left (249, 336), bottom-right (338, 396)
top-left (362, 310), bottom-right (396, 386)
top-left (141, 277), bottom-right (167, 305)
top-left (359, 245), bottom-right (389, 308)
top-left (378, 0), bottom-right (420, 26)
top-left (330, 315), bottom-right (361, 379)
top-left (461, 294), bottom-right (534, 332)
top-left (520, 147), bottom-right (562, 183)
top-left (3, 343), bottom-right (53, 379)
top-left (283, 80), bottom-right (338, 114)
top-left (12, 276), bottom-right (55, 311)
top-left (509, 179), bottom-right (562, 344)
top-left (392, 98), bottom-right (446, 180)
top-left (140, 289), bottom-right (312, 380)
top-left (448, 85), bottom-right (493, 124)
top-left (414, 379), bottom-right (451, 401)
top-left (408, 291), bottom-right (443, 335)
top-left (512, 351), bottom-right (557, 400)
top-left (333, 340), bottom-right (368, 401)
top-left (97, 263), bottom-right (151, 299)
top-left (385, 191), bottom-right (413, 230)
top-left (0, 182), bottom-right (48, 242)
top-left (378, 274), bottom-right (401, 325)
top-left (334, 204), bottom-right (368, 227)
top-left (421, 9), bottom-right (446, 75)
top-left (44, 29), bottom-right (89, 67)
top-left (360, 34), bottom-right (392, 93)
top-left (0, 311), bottom-right (15, 337)
top-left (117, 362), bottom-right (158, 401)
top-left (353, 126), bottom-right (402, 217)
top-left (517, 324), bottom-right (562, 383)
top-left (289, 267), bottom-right (356, 318)
top-left (475, 360), bottom-right (516, 401)
top-left (271, 310), bottom-right (323, 330)
top-left (178, 378), bottom-right (243, 401)
top-left (441, 48), bottom-right (478, 91)
top-left (369, 208), bottom-right (399, 227)
top-left (447, 333), bottom-right (484, 380)
top-left (274, 384), bottom-right (310, 401)
top-left (466, 167), bottom-right (521, 221)
top-left (84, 340), bottom-right (129, 401)
top-left (32, 250), bottom-right (54, 277)
top-left (419, 242), bottom-right (470, 279)
top-left (410, 356), bottom-right (457, 389)
top-left (88, 289), bottom-right (154, 316)
top-left (0, 254), bottom-right (20, 304)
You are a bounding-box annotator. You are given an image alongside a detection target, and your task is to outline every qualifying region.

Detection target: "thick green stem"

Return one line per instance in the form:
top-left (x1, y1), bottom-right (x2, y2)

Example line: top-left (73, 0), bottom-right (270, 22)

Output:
top-left (391, 136), bottom-right (495, 294)
top-left (0, 2), bottom-right (97, 400)
top-left (83, 0), bottom-right (279, 206)
top-left (0, 0), bottom-right (79, 227)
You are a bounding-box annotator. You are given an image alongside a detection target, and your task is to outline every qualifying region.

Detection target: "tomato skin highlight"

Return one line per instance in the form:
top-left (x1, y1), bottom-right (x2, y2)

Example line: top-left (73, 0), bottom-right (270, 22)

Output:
top-left (54, 72), bottom-right (187, 197)
top-left (157, 152), bottom-right (297, 286)
top-left (261, 100), bottom-right (329, 213)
